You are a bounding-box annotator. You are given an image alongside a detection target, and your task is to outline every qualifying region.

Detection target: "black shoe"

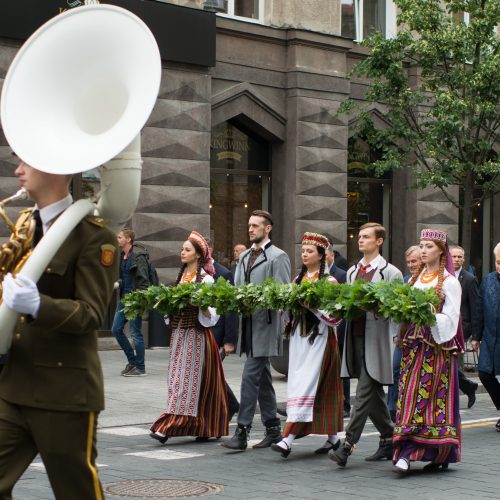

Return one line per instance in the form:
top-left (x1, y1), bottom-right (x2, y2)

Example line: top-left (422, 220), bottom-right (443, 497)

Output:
top-left (271, 441), bottom-right (291, 458)
top-left (328, 440), bottom-right (353, 467)
top-left (195, 436), bottom-right (210, 442)
top-left (343, 408), bottom-right (351, 418)
top-left (150, 432), bottom-right (168, 444)
top-left (423, 462), bottom-right (449, 472)
top-left (467, 383), bottom-right (478, 409)
top-left (314, 439), bottom-right (340, 455)
top-left (220, 425), bottom-right (250, 451)
top-left (276, 404), bottom-right (288, 417)
top-left (253, 419), bottom-right (282, 449)
top-left (365, 438), bottom-right (393, 461)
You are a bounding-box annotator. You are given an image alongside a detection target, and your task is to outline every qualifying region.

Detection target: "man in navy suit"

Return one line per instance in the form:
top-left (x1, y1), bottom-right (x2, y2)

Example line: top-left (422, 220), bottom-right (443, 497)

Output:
top-left (451, 245), bottom-right (479, 408)
top-left (326, 245), bottom-right (350, 417)
top-left (206, 240), bottom-right (240, 421)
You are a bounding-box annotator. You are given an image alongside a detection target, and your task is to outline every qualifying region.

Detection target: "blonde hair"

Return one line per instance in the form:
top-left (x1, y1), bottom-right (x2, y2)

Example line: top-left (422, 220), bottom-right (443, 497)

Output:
top-left (409, 240), bottom-right (447, 299)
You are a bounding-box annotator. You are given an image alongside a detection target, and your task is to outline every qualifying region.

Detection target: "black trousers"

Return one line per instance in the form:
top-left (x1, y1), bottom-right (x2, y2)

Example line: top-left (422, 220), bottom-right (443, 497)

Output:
top-left (478, 371), bottom-right (500, 410)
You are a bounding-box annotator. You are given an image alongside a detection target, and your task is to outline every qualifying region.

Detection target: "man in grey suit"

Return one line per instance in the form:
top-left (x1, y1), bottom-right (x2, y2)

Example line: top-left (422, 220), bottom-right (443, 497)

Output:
top-left (329, 223), bottom-right (402, 468)
top-left (221, 210), bottom-right (291, 451)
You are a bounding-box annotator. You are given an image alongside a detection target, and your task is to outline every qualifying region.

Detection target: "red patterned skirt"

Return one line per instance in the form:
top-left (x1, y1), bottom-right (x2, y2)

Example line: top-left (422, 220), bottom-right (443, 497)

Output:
top-left (283, 332), bottom-right (343, 437)
top-left (151, 327), bottom-right (229, 437)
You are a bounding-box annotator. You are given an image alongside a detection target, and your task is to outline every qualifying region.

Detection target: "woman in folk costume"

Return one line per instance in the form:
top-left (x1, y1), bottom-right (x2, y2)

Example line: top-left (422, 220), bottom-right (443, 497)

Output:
top-left (150, 231), bottom-right (229, 443)
top-left (393, 229), bottom-right (464, 474)
top-left (271, 232), bottom-right (343, 458)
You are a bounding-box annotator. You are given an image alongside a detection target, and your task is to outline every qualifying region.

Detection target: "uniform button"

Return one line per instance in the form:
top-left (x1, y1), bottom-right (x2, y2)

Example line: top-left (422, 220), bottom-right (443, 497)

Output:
top-left (57, 362), bottom-right (63, 367)
top-left (15, 333), bottom-right (21, 339)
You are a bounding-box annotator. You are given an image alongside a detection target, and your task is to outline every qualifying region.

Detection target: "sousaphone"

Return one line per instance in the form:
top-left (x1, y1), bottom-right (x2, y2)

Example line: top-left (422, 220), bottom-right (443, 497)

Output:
top-left (0, 4), bottom-right (161, 353)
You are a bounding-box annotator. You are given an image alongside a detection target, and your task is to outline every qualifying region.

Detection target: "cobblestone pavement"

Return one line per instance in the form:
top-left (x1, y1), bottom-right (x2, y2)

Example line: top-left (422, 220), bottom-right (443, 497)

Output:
top-left (13, 349), bottom-right (500, 499)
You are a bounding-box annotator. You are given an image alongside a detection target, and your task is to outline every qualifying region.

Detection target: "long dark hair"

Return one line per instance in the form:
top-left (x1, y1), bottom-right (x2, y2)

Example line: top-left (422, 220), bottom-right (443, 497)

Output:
top-left (175, 240), bottom-right (204, 285)
top-left (295, 246), bottom-right (327, 284)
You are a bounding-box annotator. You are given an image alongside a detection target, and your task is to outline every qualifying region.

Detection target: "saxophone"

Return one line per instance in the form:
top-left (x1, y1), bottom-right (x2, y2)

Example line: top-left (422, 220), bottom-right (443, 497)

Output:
top-left (0, 188), bottom-right (32, 299)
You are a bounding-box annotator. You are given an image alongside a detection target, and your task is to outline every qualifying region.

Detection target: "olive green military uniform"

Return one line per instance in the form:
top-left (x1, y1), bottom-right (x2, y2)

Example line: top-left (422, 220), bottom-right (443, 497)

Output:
top-left (0, 215), bottom-right (118, 500)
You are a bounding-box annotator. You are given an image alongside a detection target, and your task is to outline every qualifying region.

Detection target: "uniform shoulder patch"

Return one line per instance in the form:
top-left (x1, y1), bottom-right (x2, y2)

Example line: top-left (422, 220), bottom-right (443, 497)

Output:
top-left (100, 244), bottom-right (116, 267)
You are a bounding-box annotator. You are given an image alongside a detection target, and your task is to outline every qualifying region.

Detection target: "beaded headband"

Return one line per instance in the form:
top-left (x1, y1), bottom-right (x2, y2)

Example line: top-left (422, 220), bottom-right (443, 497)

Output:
top-left (420, 228), bottom-right (448, 244)
top-left (301, 232), bottom-right (329, 249)
top-left (188, 230), bottom-right (209, 259)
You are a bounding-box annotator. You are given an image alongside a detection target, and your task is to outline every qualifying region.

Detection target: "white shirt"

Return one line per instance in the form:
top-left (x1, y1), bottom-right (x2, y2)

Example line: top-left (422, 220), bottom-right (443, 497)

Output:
top-left (251, 238), bottom-right (271, 251)
top-left (35, 194), bottom-right (73, 235)
top-left (358, 254), bottom-right (383, 271)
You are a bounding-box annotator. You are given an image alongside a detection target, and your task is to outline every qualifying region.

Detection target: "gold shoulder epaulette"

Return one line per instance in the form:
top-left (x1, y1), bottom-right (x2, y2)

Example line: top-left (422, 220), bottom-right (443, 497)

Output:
top-left (85, 216), bottom-right (105, 228)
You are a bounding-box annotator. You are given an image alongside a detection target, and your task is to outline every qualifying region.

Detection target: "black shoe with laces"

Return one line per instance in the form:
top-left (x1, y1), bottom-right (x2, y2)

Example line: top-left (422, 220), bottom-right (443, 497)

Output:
top-left (252, 418), bottom-right (282, 449)
top-left (221, 425), bottom-right (251, 451)
top-left (365, 438), bottom-right (393, 461)
top-left (328, 440), bottom-right (353, 467)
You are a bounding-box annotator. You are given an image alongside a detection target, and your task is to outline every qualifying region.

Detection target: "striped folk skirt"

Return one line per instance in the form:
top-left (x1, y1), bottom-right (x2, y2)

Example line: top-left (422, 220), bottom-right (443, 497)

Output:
top-left (283, 330), bottom-right (343, 437)
top-left (150, 326), bottom-right (229, 438)
top-left (393, 335), bottom-right (461, 464)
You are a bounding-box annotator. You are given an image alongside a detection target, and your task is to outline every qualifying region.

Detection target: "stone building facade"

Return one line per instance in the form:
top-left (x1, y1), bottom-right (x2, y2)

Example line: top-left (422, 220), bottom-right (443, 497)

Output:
top-left (1, 0), bottom-right (499, 288)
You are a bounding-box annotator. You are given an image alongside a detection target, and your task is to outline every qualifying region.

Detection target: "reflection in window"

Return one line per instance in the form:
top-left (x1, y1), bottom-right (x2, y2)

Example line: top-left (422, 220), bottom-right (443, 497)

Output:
top-left (363, 0), bottom-right (386, 38)
top-left (341, 0), bottom-right (356, 39)
top-left (342, 0), bottom-right (395, 41)
top-left (220, 0), bottom-right (262, 21)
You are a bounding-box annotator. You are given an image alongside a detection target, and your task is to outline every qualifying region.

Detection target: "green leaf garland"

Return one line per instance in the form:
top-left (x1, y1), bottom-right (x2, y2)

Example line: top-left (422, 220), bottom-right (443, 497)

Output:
top-left (121, 277), bottom-right (440, 327)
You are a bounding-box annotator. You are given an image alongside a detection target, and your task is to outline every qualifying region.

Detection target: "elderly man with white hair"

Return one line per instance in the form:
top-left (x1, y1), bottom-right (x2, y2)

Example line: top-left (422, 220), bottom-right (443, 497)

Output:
top-left (472, 243), bottom-right (500, 431)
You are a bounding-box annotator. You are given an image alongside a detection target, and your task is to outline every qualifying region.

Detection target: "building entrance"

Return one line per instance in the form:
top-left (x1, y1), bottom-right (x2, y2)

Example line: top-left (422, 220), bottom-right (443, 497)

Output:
top-left (347, 137), bottom-right (392, 265)
top-left (210, 122), bottom-right (270, 269)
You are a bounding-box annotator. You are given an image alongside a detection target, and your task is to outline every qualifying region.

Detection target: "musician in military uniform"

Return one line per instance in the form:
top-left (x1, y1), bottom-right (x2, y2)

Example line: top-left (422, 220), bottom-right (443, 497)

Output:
top-left (0, 160), bottom-right (118, 499)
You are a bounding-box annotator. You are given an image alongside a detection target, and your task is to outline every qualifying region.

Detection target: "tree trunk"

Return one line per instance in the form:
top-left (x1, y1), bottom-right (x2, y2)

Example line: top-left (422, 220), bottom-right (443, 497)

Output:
top-left (461, 176), bottom-right (474, 267)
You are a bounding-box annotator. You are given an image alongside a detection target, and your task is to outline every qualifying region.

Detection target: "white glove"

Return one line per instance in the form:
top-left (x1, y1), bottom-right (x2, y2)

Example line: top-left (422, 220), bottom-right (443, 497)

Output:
top-left (2, 273), bottom-right (41, 318)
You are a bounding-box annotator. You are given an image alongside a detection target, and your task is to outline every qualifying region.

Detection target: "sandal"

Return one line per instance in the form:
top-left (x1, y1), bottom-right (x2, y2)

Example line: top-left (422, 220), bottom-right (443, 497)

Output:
top-left (270, 440), bottom-right (291, 458)
top-left (314, 439), bottom-right (340, 455)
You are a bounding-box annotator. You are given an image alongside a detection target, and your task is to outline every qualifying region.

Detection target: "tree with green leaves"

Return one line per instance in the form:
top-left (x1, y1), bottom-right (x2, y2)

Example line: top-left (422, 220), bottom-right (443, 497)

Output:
top-left (341, 0), bottom-right (500, 261)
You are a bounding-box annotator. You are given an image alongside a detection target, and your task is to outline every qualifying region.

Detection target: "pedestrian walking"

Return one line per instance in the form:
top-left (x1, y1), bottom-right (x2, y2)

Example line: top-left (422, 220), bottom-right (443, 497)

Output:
top-left (150, 231), bottom-right (228, 443)
top-left (471, 243), bottom-right (500, 431)
top-left (450, 245), bottom-right (479, 408)
top-left (221, 210), bottom-right (291, 451)
top-left (392, 229), bottom-right (463, 474)
top-left (112, 228), bottom-right (150, 377)
top-left (271, 232), bottom-right (343, 458)
top-left (329, 222), bottom-right (402, 468)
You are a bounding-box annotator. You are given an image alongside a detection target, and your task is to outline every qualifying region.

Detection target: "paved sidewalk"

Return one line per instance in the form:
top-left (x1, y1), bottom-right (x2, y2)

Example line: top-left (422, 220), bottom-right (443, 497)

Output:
top-left (13, 348), bottom-right (499, 500)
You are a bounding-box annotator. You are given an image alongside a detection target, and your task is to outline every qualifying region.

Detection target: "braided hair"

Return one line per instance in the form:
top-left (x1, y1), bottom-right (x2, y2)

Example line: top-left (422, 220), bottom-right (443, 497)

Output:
top-left (295, 246), bottom-right (326, 284)
top-left (294, 246), bottom-right (327, 344)
top-left (175, 263), bottom-right (187, 285)
top-left (189, 240), bottom-right (205, 283)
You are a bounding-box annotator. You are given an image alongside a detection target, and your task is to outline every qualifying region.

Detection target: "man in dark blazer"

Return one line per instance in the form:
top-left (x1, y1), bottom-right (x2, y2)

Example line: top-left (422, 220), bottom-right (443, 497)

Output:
top-left (206, 240), bottom-right (240, 421)
top-left (451, 245), bottom-right (479, 408)
top-left (326, 244), bottom-right (350, 417)
top-left (0, 160), bottom-right (118, 499)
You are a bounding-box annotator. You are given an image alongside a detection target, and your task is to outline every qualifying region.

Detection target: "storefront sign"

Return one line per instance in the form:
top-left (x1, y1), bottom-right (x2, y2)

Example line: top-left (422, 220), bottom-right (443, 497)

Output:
top-left (211, 126), bottom-right (250, 163)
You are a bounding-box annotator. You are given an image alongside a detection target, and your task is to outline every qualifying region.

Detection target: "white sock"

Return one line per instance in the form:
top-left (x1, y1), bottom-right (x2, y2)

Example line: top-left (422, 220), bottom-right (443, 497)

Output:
top-left (328, 434), bottom-right (339, 445)
top-left (283, 434), bottom-right (295, 447)
top-left (395, 458), bottom-right (409, 470)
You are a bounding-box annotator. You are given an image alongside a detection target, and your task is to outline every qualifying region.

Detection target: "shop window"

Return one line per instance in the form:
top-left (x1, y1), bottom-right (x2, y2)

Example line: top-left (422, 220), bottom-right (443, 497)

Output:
top-left (219, 0), bottom-right (264, 23)
top-left (210, 122), bottom-right (270, 269)
top-left (347, 137), bottom-right (392, 265)
top-left (342, 0), bottom-right (397, 40)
